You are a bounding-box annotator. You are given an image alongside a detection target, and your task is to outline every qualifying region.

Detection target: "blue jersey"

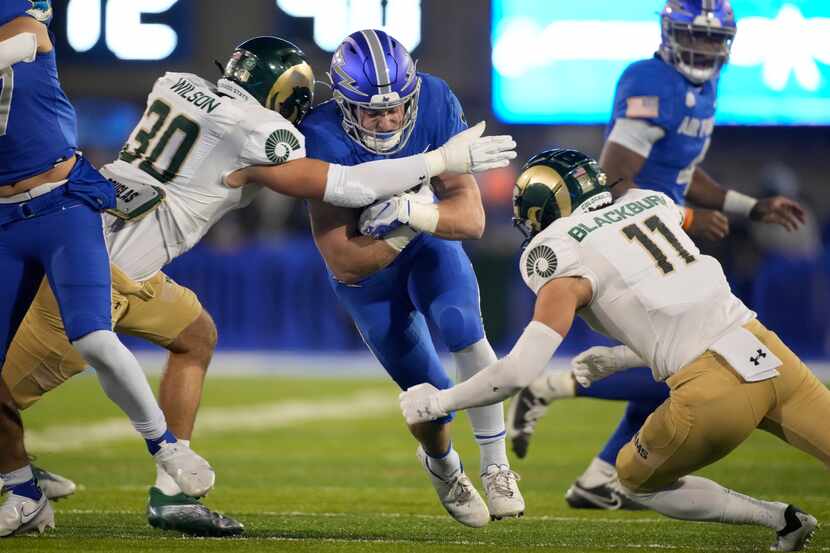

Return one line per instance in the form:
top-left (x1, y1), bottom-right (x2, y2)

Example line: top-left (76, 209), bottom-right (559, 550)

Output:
top-left (0, 0), bottom-right (77, 185)
top-left (300, 72), bottom-right (467, 166)
top-left (608, 55), bottom-right (717, 204)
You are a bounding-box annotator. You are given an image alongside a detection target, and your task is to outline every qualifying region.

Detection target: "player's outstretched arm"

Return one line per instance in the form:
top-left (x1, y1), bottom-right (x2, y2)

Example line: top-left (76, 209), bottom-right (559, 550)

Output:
top-left (225, 121), bottom-right (516, 209)
top-left (687, 167), bottom-right (806, 234)
top-left (400, 277), bottom-right (591, 425)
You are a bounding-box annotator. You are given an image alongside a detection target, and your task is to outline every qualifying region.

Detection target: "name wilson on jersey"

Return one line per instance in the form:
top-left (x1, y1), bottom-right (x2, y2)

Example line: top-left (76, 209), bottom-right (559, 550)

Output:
top-left (169, 78), bottom-right (223, 114)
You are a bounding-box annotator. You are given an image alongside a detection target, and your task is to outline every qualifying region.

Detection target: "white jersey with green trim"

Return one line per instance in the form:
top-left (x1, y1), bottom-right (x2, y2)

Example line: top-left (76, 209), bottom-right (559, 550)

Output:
top-left (100, 72), bottom-right (305, 281)
top-left (519, 188), bottom-right (754, 381)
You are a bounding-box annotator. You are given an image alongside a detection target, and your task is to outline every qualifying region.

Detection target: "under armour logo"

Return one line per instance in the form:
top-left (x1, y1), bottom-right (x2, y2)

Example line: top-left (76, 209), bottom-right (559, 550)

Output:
top-left (416, 406), bottom-right (432, 418)
top-left (749, 349), bottom-right (767, 366)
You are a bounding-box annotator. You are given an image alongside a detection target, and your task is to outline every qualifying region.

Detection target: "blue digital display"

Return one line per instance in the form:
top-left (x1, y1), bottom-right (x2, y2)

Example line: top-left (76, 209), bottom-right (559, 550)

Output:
top-left (491, 1), bottom-right (830, 125)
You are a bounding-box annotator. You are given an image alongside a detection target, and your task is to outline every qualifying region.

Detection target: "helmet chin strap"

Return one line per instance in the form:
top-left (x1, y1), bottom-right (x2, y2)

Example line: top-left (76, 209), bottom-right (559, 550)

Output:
top-left (360, 129), bottom-right (403, 152)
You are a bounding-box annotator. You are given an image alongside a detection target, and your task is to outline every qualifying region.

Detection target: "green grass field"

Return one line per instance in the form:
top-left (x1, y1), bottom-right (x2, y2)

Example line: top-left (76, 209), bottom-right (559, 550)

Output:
top-left (10, 372), bottom-right (830, 552)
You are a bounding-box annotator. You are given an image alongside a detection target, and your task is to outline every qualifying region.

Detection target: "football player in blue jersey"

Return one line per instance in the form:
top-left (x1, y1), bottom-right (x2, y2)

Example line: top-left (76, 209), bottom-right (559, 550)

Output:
top-left (506, 0), bottom-right (805, 511)
top-left (0, 0), bottom-right (216, 535)
top-left (300, 29), bottom-right (524, 527)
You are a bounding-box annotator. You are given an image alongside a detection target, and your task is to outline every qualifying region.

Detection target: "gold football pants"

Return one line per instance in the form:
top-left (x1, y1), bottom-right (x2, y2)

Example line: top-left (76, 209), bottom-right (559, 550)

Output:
top-left (2, 265), bottom-right (202, 410)
top-left (618, 319), bottom-right (830, 492)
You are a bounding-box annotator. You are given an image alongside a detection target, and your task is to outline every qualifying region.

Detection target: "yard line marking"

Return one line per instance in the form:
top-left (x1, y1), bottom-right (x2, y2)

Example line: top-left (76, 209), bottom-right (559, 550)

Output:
top-left (61, 508), bottom-right (668, 524)
top-left (25, 391), bottom-right (397, 453)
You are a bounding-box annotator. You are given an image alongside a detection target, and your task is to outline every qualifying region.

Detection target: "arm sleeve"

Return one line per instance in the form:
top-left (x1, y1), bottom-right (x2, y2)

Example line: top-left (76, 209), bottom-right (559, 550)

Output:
top-left (519, 232), bottom-right (594, 296)
top-left (438, 321), bottom-right (564, 412)
top-left (239, 118), bottom-right (306, 166)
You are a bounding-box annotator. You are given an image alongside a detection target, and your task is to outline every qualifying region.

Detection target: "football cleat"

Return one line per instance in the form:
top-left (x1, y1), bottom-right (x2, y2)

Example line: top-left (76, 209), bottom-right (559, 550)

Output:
top-left (31, 466), bottom-right (77, 501)
top-left (770, 505), bottom-right (817, 552)
top-left (147, 487), bottom-right (244, 537)
top-left (153, 442), bottom-right (215, 498)
top-left (481, 465), bottom-right (525, 520)
top-left (565, 479), bottom-right (645, 511)
top-left (507, 371), bottom-right (574, 459)
top-left (0, 492), bottom-right (54, 537)
top-left (417, 446), bottom-right (490, 528)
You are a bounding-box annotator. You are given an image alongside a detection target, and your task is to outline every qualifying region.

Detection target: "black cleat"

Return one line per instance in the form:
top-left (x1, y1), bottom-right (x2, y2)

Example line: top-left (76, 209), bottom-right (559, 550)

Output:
top-left (506, 387), bottom-right (550, 459)
top-left (771, 505), bottom-right (817, 552)
top-left (147, 487), bottom-right (244, 537)
top-left (565, 480), bottom-right (646, 511)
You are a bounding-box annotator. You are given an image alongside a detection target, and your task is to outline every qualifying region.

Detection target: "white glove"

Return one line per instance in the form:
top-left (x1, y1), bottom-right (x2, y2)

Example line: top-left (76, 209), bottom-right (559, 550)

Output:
top-left (399, 383), bottom-right (448, 425)
top-left (359, 193), bottom-right (412, 238)
top-left (359, 184), bottom-right (438, 238)
top-left (426, 121), bottom-right (517, 175)
top-left (571, 345), bottom-right (645, 388)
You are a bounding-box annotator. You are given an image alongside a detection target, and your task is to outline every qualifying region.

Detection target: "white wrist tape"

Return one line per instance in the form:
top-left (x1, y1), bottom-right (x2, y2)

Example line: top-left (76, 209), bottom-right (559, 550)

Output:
top-left (0, 33), bottom-right (38, 70)
top-left (723, 190), bottom-right (757, 218)
top-left (383, 226), bottom-right (417, 252)
top-left (423, 149), bottom-right (447, 177)
top-left (323, 156), bottom-right (431, 208)
top-left (406, 202), bottom-right (439, 234)
top-left (439, 321), bottom-right (563, 412)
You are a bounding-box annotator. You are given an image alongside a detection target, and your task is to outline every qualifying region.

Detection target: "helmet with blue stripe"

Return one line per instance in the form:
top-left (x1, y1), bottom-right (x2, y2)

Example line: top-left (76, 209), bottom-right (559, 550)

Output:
top-left (329, 29), bottom-right (420, 155)
top-left (659, 0), bottom-right (737, 84)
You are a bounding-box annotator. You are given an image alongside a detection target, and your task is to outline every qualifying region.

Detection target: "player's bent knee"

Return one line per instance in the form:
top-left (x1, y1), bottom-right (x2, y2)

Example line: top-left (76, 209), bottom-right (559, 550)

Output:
top-left (434, 305), bottom-right (484, 352)
top-left (167, 309), bottom-right (218, 362)
top-left (616, 442), bottom-right (649, 493)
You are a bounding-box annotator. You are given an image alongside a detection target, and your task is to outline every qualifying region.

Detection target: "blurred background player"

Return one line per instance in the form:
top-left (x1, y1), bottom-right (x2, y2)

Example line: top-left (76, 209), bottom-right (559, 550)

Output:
top-left (300, 29), bottom-right (524, 527)
top-left (1, 34), bottom-right (515, 536)
top-left (506, 0), bottom-right (805, 510)
top-left (0, 0), bottom-right (215, 536)
top-left (402, 148), bottom-right (822, 552)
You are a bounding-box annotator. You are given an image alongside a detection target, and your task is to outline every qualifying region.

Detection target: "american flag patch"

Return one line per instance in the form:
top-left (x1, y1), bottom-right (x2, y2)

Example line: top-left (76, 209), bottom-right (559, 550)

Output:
top-left (626, 96), bottom-right (659, 118)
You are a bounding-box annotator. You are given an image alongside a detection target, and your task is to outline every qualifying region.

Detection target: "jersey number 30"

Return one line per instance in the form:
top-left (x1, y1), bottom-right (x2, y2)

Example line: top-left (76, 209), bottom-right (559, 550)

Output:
top-left (119, 99), bottom-right (200, 183)
top-left (623, 215), bottom-right (696, 274)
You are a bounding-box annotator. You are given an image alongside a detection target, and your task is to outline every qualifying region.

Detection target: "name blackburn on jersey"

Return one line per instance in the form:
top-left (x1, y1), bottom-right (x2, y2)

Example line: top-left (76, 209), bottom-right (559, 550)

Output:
top-left (169, 78), bottom-right (222, 113)
top-left (567, 194), bottom-right (668, 242)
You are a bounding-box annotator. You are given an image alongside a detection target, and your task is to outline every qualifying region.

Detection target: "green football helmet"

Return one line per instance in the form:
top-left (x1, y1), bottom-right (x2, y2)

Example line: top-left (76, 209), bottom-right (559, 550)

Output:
top-left (222, 36), bottom-right (315, 124)
top-left (513, 148), bottom-right (611, 242)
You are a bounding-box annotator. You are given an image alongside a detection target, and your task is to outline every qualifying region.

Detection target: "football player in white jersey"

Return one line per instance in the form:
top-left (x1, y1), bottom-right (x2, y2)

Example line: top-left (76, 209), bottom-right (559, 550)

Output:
top-left (1, 36), bottom-right (516, 536)
top-left (400, 149), bottom-right (826, 552)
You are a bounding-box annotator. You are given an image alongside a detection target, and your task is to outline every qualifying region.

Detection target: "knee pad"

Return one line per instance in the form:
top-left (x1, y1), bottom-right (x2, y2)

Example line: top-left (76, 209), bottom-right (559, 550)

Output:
top-left (435, 304), bottom-right (484, 352)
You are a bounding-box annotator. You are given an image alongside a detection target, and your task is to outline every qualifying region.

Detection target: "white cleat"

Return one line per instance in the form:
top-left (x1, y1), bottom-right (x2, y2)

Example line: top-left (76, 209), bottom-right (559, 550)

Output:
top-left (153, 442), bottom-right (215, 498)
top-left (481, 465), bottom-right (525, 520)
top-left (417, 446), bottom-right (490, 528)
top-left (0, 493), bottom-right (55, 537)
top-left (771, 505), bottom-right (818, 552)
top-left (32, 466), bottom-right (77, 501)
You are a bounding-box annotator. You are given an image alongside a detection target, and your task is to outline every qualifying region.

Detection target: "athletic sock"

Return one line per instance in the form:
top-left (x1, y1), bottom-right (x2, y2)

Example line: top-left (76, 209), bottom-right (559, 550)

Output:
top-left (452, 338), bottom-right (510, 472)
top-left (577, 457), bottom-right (617, 488)
top-left (627, 475), bottom-right (788, 529)
top-left (1, 465), bottom-right (42, 501)
top-left (425, 444), bottom-right (462, 480)
top-left (72, 330), bottom-right (168, 443)
top-left (145, 429), bottom-right (177, 456)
